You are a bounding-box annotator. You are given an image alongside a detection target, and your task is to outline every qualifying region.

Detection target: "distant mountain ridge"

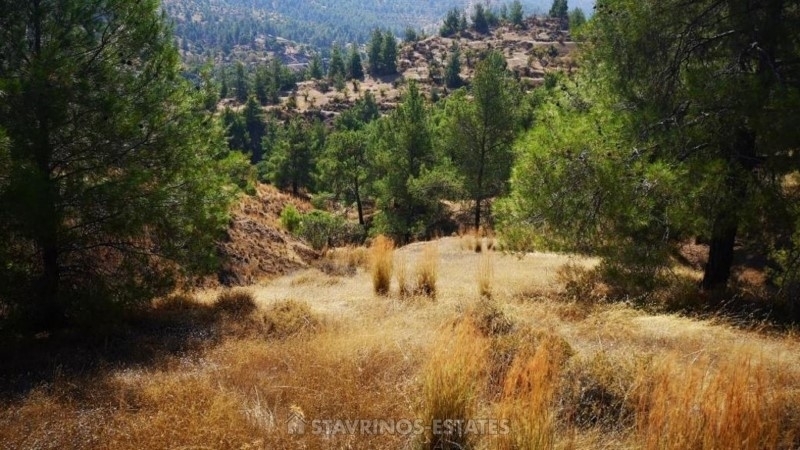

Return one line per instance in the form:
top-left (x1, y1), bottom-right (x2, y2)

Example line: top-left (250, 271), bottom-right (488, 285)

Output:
top-left (165, 0), bottom-right (593, 52)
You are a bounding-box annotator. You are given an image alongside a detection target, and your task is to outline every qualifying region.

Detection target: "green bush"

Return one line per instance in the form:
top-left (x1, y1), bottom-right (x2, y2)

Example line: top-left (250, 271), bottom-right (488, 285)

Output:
top-left (295, 210), bottom-right (365, 250)
top-left (219, 152), bottom-right (257, 195)
top-left (280, 204), bottom-right (302, 233)
top-left (310, 192), bottom-right (335, 210)
top-left (298, 210), bottom-right (341, 250)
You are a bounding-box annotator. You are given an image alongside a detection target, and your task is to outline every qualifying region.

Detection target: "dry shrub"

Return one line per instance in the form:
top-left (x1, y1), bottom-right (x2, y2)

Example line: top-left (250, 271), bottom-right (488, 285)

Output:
top-left (487, 324), bottom-right (573, 400)
top-left (370, 235), bottom-right (394, 295)
top-left (555, 263), bottom-right (603, 303)
top-left (260, 299), bottom-right (322, 339)
top-left (315, 258), bottom-right (356, 277)
top-left (214, 289), bottom-right (258, 319)
top-left (471, 298), bottom-right (515, 337)
top-left (153, 293), bottom-right (197, 312)
top-left (345, 246), bottom-right (369, 269)
top-left (151, 293), bottom-right (216, 325)
top-left (460, 227), bottom-right (482, 253)
top-left (478, 251), bottom-right (494, 299)
top-left (415, 243), bottom-right (438, 298)
top-left (559, 351), bottom-right (645, 431)
top-left (420, 320), bottom-right (489, 450)
top-left (395, 252), bottom-right (411, 298)
top-left (317, 246), bottom-right (369, 277)
top-left (494, 336), bottom-right (567, 450)
top-left (636, 353), bottom-right (787, 450)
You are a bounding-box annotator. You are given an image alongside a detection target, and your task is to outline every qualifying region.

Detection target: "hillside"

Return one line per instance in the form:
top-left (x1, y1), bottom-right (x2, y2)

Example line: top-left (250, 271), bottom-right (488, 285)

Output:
top-left (211, 184), bottom-right (318, 287)
top-left (280, 16), bottom-right (575, 116)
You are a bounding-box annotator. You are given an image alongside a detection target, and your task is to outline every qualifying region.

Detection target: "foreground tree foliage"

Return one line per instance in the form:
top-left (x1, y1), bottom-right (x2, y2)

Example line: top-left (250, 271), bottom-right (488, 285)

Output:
top-left (503, 0), bottom-right (800, 297)
top-left (0, 0), bottom-right (235, 328)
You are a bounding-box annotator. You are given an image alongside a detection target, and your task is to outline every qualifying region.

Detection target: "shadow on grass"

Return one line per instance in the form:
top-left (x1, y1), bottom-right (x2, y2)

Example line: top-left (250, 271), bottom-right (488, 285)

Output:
top-left (0, 293), bottom-right (254, 401)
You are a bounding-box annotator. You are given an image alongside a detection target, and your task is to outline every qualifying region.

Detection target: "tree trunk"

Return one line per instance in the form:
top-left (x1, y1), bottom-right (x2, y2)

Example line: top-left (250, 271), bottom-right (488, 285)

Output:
top-left (474, 197), bottom-right (481, 231)
top-left (39, 242), bottom-right (64, 327)
top-left (31, 0), bottom-right (64, 327)
top-left (354, 177), bottom-right (364, 226)
top-left (701, 220), bottom-right (737, 290)
top-left (701, 129), bottom-right (755, 290)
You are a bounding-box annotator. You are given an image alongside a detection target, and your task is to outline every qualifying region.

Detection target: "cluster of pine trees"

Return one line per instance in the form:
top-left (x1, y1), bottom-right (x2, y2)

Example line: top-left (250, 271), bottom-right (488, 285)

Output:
top-left (219, 51), bottom-right (523, 242)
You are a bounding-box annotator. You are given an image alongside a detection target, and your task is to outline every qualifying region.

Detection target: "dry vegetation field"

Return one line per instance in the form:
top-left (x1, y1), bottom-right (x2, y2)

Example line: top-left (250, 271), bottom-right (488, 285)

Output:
top-left (1, 237), bottom-right (799, 449)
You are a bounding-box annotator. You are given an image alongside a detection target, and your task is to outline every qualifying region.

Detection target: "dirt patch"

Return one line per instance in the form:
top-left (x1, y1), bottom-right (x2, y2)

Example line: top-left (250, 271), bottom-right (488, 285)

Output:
top-left (208, 184), bottom-right (318, 286)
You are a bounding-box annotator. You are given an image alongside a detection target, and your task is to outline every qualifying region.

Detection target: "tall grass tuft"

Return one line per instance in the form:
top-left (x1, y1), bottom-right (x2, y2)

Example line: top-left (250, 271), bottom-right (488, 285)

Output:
top-left (494, 337), bottom-right (563, 450)
top-left (370, 235), bottom-right (394, 295)
top-left (420, 320), bottom-right (489, 450)
top-left (214, 289), bottom-right (257, 319)
top-left (636, 352), bottom-right (784, 450)
top-left (260, 299), bottom-right (322, 339)
top-left (415, 243), bottom-right (438, 299)
top-left (395, 252), bottom-right (411, 298)
top-left (478, 251), bottom-right (494, 299)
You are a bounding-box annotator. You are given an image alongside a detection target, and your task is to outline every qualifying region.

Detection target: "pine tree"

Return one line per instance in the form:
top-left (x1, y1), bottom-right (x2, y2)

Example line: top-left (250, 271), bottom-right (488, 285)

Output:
top-left (509, 1), bottom-right (525, 28)
top-left (381, 31), bottom-right (398, 75)
top-left (347, 44), bottom-right (364, 80)
top-left (368, 29), bottom-right (385, 76)
top-left (507, 0), bottom-right (800, 293)
top-left (449, 51), bottom-right (518, 230)
top-left (440, 8), bottom-right (463, 37)
top-left (222, 107), bottom-right (249, 151)
top-left (220, 72), bottom-right (230, 99)
top-left (328, 43), bottom-right (346, 80)
top-left (472, 4), bottom-right (490, 34)
top-left (254, 68), bottom-right (269, 105)
top-left (549, 0), bottom-right (569, 28)
top-left (318, 130), bottom-right (370, 225)
top-left (568, 8), bottom-right (586, 30)
top-left (373, 82), bottom-right (457, 241)
top-left (335, 92), bottom-right (380, 131)
top-left (308, 53), bottom-right (324, 80)
top-left (267, 118), bottom-right (317, 196)
top-left (235, 61), bottom-right (249, 103)
top-left (244, 97), bottom-right (266, 163)
top-left (0, 0), bottom-right (233, 327)
top-left (445, 44), bottom-right (463, 88)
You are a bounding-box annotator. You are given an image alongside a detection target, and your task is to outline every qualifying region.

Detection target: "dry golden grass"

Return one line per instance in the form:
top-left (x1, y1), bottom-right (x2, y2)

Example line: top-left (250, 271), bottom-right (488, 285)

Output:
top-left (259, 298), bottom-right (323, 339)
top-left (214, 288), bottom-right (258, 318)
top-left (494, 337), bottom-right (563, 450)
top-left (2, 237), bottom-right (799, 450)
top-left (419, 319), bottom-right (489, 450)
top-left (415, 243), bottom-right (439, 299)
top-left (636, 351), bottom-right (788, 450)
top-left (318, 245), bottom-right (369, 277)
top-left (395, 252), bottom-right (411, 298)
top-left (478, 251), bottom-right (494, 299)
top-left (371, 235), bottom-right (394, 295)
